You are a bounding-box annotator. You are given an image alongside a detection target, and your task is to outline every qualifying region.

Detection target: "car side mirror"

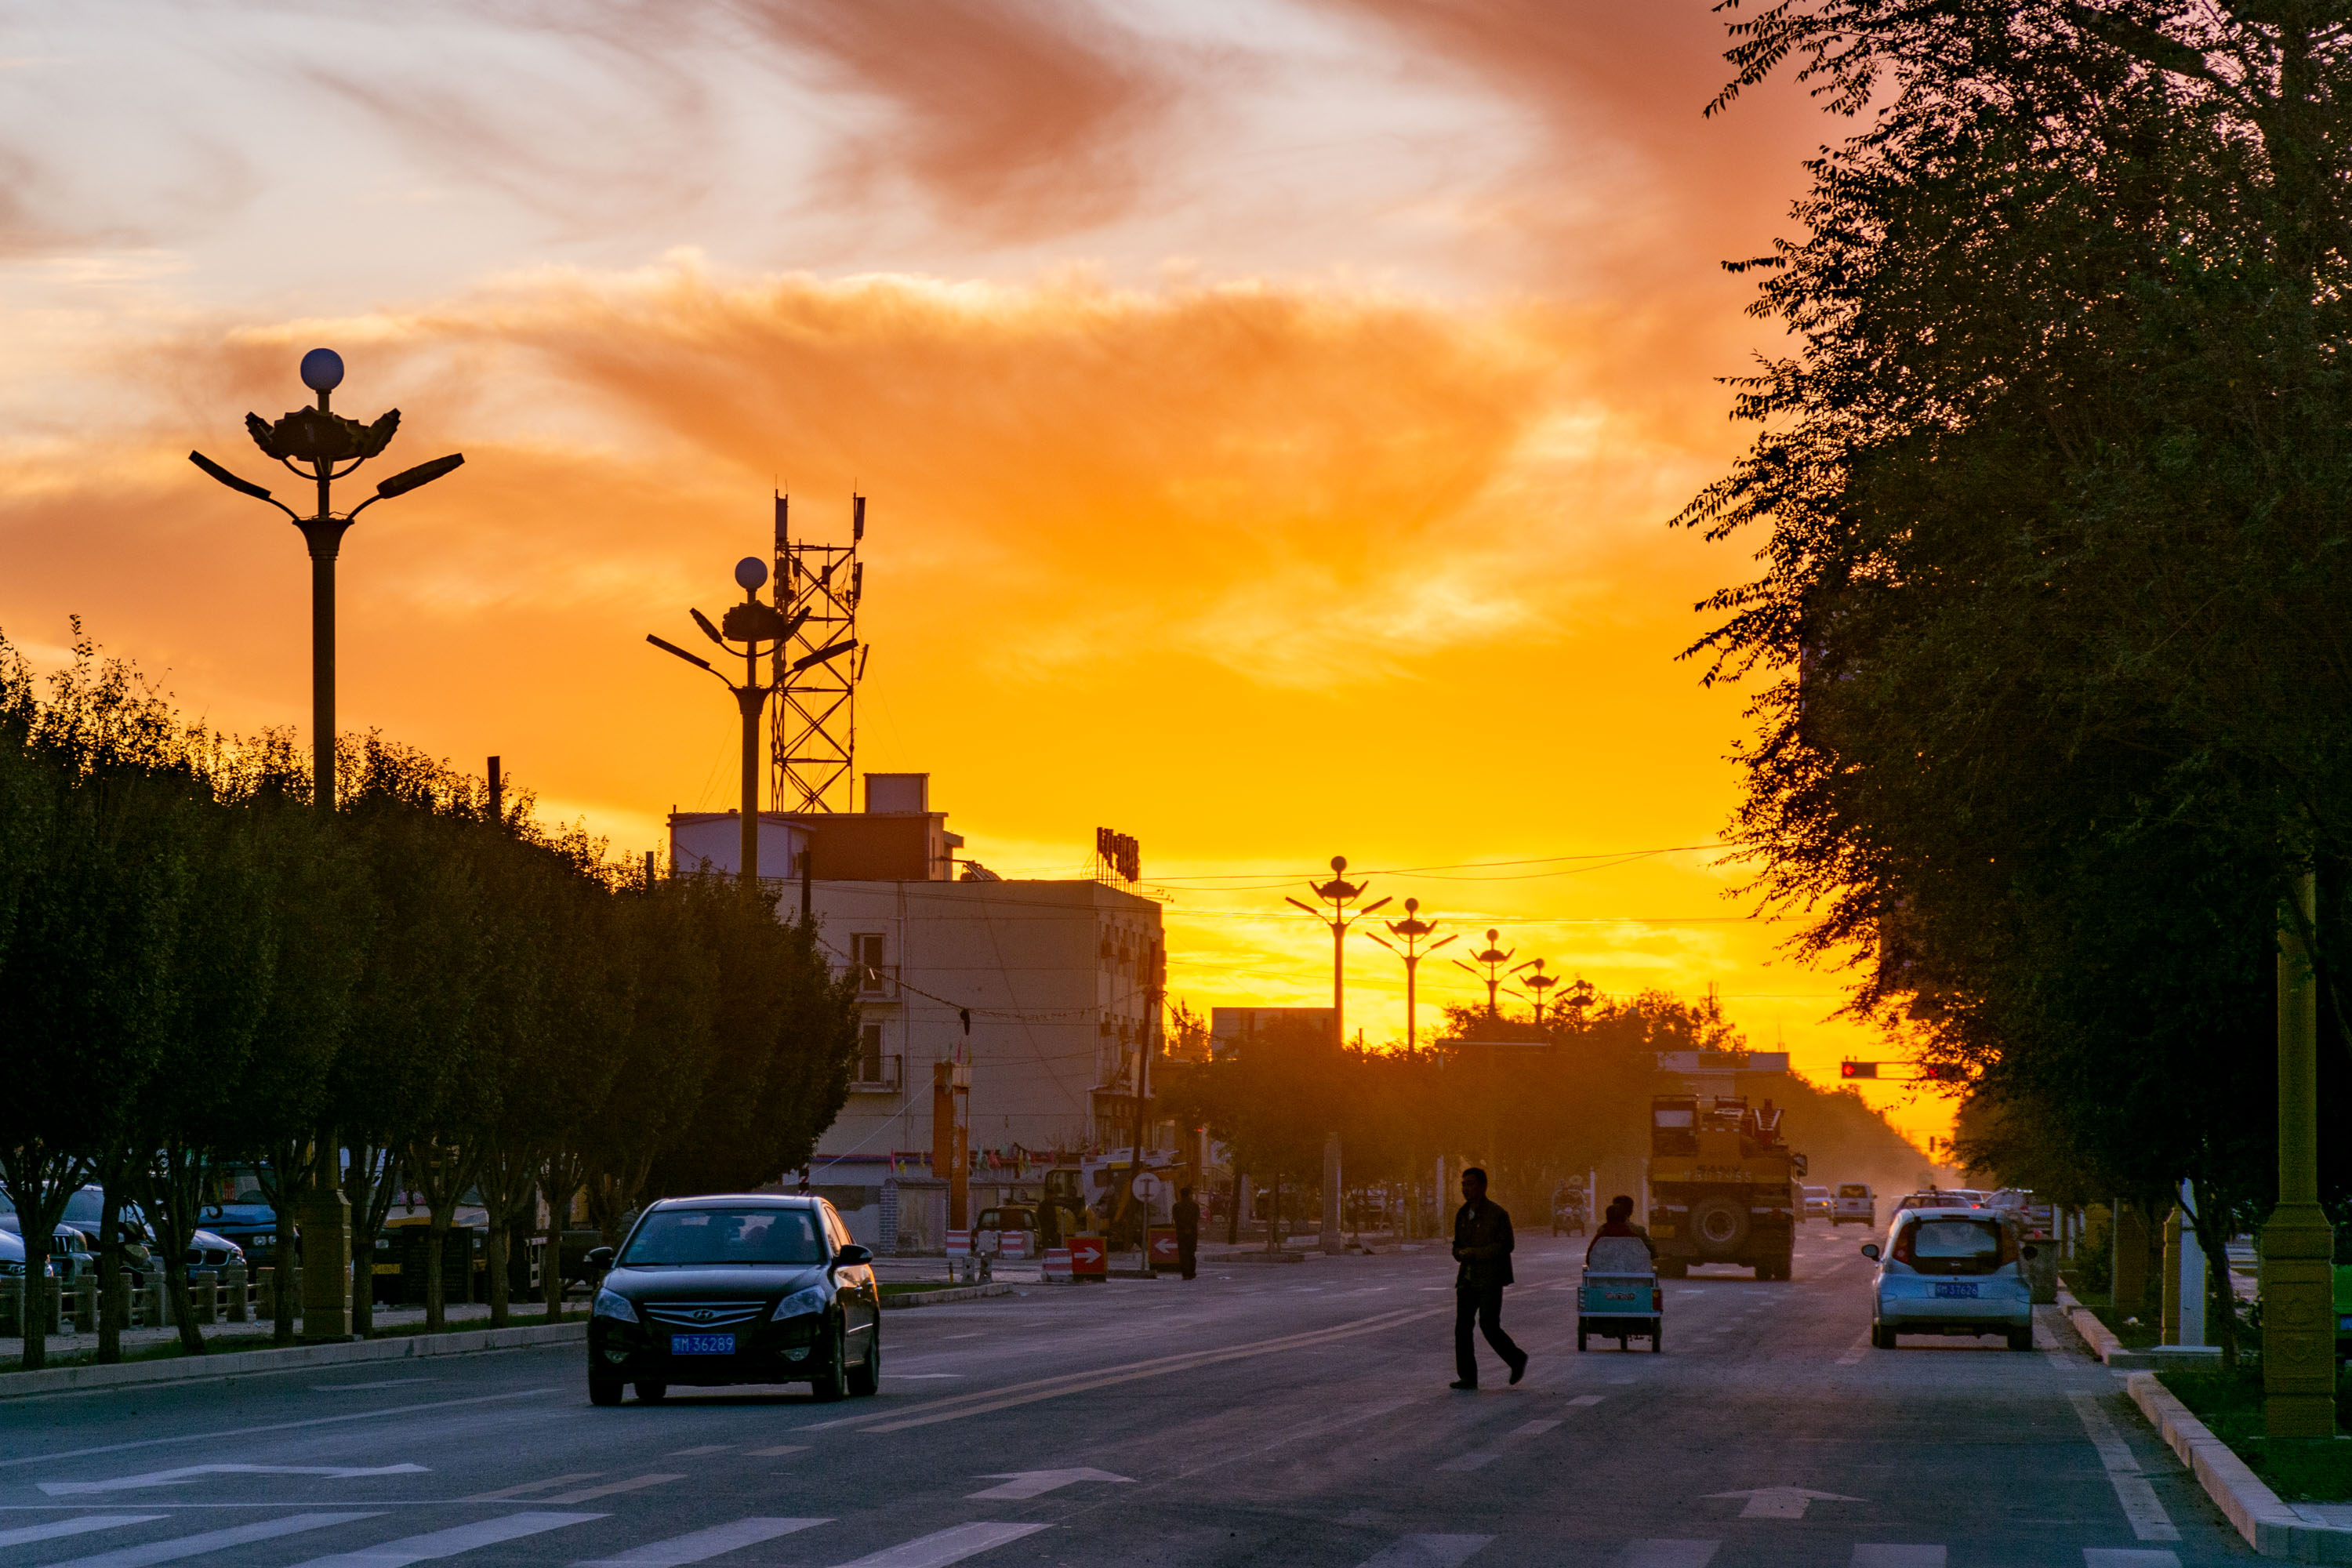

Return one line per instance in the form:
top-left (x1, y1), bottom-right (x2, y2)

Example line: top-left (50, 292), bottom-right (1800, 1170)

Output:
top-left (585, 1247), bottom-right (613, 1270)
top-left (835, 1243), bottom-right (873, 1266)
top-left (1860, 1243), bottom-right (1881, 1261)
top-left (2020, 1244), bottom-right (2038, 1260)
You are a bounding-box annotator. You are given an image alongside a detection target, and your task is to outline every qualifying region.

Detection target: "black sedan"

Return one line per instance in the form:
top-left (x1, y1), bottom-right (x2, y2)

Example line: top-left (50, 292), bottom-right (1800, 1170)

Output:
top-left (586, 1194), bottom-right (880, 1406)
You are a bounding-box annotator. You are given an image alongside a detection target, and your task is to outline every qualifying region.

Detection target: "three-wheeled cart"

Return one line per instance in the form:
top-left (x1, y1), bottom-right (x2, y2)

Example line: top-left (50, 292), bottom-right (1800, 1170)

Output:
top-left (1577, 1235), bottom-right (1663, 1352)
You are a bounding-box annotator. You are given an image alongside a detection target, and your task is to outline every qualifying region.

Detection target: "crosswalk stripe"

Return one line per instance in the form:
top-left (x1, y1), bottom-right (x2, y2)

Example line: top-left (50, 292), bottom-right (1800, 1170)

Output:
top-left (1353, 1534), bottom-right (1490, 1568)
top-left (0, 1517), bottom-right (164, 1549)
top-left (572, 1519), bottom-right (830, 1568)
top-left (1613, 1544), bottom-right (1718, 1568)
top-left (465, 1475), bottom-right (600, 1501)
top-left (1567, 1395), bottom-right (1605, 1406)
top-left (535, 1478), bottom-right (684, 1505)
top-left (1509, 1421), bottom-right (1561, 1436)
top-left (41, 1513), bottom-right (383, 1568)
top-left (1434, 1454), bottom-right (1496, 1472)
top-left (1851, 1548), bottom-right (1944, 1568)
top-left (2070, 1393), bottom-right (2181, 1542)
top-left (825, 1523), bottom-right (1047, 1568)
top-left (744, 1446), bottom-right (808, 1458)
top-left (2082, 1554), bottom-right (2181, 1567)
top-left (285, 1512), bottom-right (604, 1568)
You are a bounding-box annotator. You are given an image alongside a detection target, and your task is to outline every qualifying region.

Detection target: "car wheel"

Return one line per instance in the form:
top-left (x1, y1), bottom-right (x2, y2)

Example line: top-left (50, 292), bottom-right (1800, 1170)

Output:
top-left (2007, 1327), bottom-right (2034, 1352)
top-left (1576, 1331), bottom-right (1588, 1352)
top-left (810, 1319), bottom-right (849, 1403)
top-left (633, 1381), bottom-right (667, 1403)
top-left (1650, 1322), bottom-right (1663, 1353)
top-left (848, 1326), bottom-right (880, 1396)
top-left (1871, 1324), bottom-right (1895, 1350)
top-left (590, 1374), bottom-right (622, 1407)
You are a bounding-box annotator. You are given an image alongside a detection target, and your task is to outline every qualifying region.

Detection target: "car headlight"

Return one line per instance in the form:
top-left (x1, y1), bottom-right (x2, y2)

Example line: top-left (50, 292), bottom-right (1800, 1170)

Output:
top-left (773, 1285), bottom-right (829, 1322)
top-left (593, 1288), bottom-right (637, 1323)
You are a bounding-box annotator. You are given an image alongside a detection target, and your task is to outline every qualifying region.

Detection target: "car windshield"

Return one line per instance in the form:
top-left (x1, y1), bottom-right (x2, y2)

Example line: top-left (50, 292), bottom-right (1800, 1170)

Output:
top-left (1838, 1185), bottom-right (1869, 1199)
top-left (619, 1207), bottom-right (826, 1267)
top-left (1895, 1219), bottom-right (2009, 1275)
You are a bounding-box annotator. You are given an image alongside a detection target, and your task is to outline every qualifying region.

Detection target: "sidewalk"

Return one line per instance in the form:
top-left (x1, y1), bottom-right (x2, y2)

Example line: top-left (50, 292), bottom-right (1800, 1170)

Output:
top-left (1, 1301), bottom-right (522, 1368)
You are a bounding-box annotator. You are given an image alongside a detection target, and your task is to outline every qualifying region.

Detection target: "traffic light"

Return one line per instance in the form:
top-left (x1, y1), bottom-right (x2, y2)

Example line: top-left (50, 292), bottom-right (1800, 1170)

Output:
top-left (1919, 1062), bottom-right (1965, 1083)
top-left (1840, 1060), bottom-right (1878, 1080)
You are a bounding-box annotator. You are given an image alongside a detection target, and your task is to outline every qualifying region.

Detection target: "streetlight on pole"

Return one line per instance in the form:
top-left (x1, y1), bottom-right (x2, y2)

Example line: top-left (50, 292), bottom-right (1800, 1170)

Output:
top-left (1286, 855), bottom-right (1388, 1258)
top-left (1367, 897), bottom-right (1456, 1050)
top-left (1515, 957), bottom-right (1560, 1025)
top-left (648, 556), bottom-right (852, 887)
top-left (1454, 929), bottom-right (1515, 1020)
top-left (191, 348), bottom-right (463, 1344)
top-left (190, 348), bottom-right (464, 818)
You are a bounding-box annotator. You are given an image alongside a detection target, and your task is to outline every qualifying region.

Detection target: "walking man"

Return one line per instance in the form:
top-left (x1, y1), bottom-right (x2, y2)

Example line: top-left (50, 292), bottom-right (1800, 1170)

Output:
top-left (1173, 1185), bottom-right (1201, 1280)
top-left (1450, 1166), bottom-right (1526, 1390)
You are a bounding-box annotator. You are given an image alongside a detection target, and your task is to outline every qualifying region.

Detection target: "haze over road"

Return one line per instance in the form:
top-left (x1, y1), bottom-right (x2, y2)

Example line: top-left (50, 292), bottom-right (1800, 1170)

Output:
top-left (0, 1230), bottom-right (2244, 1566)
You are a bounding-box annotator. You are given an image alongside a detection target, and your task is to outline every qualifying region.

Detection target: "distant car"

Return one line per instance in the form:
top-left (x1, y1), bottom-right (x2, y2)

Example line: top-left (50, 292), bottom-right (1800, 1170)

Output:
top-left (47, 1187), bottom-right (245, 1279)
top-left (0, 1219), bottom-right (85, 1279)
top-left (974, 1205), bottom-right (1038, 1258)
top-left (1802, 1186), bottom-right (1832, 1221)
top-left (1893, 1189), bottom-right (1983, 1214)
top-left (1861, 1207), bottom-right (2038, 1350)
top-left (196, 1200), bottom-right (283, 1265)
top-left (0, 1230), bottom-right (55, 1279)
top-left (1833, 1184), bottom-right (1876, 1225)
top-left (586, 1194), bottom-right (881, 1406)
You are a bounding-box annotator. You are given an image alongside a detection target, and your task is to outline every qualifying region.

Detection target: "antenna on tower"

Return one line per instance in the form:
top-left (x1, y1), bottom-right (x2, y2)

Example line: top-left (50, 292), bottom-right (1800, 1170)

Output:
top-left (771, 492), bottom-right (866, 812)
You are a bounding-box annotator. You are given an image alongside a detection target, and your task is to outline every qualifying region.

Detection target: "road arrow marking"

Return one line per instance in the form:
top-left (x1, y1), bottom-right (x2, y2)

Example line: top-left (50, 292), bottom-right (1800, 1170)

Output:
top-left (1704, 1487), bottom-right (1863, 1519)
top-left (42, 1465), bottom-right (427, 1496)
top-left (966, 1468), bottom-right (1133, 1501)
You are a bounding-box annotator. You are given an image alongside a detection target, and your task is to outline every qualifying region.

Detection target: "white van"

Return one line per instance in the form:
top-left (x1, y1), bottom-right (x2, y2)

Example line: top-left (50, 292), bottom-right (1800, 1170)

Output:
top-left (1832, 1183), bottom-right (1876, 1226)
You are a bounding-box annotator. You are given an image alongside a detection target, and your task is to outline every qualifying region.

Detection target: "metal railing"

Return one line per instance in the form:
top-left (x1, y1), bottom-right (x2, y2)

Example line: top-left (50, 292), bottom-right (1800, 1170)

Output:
top-left (854, 963), bottom-right (898, 998)
top-left (851, 1054), bottom-right (902, 1092)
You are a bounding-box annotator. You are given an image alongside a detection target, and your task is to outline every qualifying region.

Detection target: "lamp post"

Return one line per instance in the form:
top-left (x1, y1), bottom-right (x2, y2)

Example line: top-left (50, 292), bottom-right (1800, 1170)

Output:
top-left (1367, 897), bottom-right (1456, 1049)
top-left (647, 555), bottom-right (854, 887)
top-left (192, 349), bottom-right (463, 1343)
top-left (1287, 856), bottom-right (1388, 1256)
top-left (1454, 929), bottom-right (1515, 1020)
top-left (2265, 864), bottom-right (2336, 1436)
top-left (1516, 958), bottom-right (1560, 1025)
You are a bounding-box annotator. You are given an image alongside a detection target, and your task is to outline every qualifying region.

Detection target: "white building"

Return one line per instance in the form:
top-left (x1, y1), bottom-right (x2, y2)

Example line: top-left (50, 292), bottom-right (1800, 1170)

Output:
top-left (668, 775), bottom-right (1168, 1252)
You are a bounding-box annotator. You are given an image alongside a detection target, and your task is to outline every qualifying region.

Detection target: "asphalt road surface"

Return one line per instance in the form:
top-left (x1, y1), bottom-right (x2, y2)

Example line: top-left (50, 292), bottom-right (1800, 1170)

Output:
top-left (0, 1226), bottom-right (2251, 1567)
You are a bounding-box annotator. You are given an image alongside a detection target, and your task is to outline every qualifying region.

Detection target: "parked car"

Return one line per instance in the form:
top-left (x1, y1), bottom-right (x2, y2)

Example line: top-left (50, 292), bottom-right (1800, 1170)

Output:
top-left (50, 1188), bottom-right (245, 1279)
top-left (1832, 1184), bottom-right (1876, 1226)
top-left (0, 1215), bottom-right (85, 1278)
top-left (586, 1194), bottom-right (880, 1406)
top-left (0, 1230), bottom-right (55, 1279)
top-left (1861, 1207), bottom-right (2038, 1350)
top-left (974, 1205), bottom-right (1039, 1258)
top-left (196, 1199), bottom-right (283, 1266)
top-left (1802, 1185), bottom-right (1833, 1221)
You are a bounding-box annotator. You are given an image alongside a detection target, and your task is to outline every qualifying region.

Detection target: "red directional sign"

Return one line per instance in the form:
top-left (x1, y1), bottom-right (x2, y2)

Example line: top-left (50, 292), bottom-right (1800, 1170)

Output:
top-left (1147, 1226), bottom-right (1178, 1269)
top-left (1068, 1233), bottom-right (1108, 1278)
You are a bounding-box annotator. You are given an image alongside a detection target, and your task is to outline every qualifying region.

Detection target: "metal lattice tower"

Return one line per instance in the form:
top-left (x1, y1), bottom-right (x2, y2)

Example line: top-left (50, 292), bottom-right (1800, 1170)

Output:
top-left (770, 492), bottom-right (866, 813)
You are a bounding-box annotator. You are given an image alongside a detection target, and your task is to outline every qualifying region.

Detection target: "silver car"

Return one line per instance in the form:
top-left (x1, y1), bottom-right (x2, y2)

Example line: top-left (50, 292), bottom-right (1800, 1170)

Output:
top-left (1861, 1207), bottom-right (2037, 1350)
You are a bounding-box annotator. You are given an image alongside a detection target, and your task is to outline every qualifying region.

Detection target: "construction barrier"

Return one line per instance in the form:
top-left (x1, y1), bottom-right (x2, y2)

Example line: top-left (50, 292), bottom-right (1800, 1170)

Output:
top-left (1069, 1233), bottom-right (1108, 1279)
top-left (946, 1229), bottom-right (971, 1261)
top-left (1041, 1247), bottom-right (1074, 1283)
top-left (1147, 1227), bottom-right (1180, 1271)
top-left (1000, 1231), bottom-right (1031, 1261)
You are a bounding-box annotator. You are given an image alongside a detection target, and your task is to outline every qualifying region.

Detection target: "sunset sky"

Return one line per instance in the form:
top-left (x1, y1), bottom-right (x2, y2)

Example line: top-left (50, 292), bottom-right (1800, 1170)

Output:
top-left (0, 2), bottom-right (1947, 1144)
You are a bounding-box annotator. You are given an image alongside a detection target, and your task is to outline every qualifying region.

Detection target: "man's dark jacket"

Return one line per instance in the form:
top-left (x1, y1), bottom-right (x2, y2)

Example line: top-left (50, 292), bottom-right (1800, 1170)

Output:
top-left (1453, 1199), bottom-right (1516, 1290)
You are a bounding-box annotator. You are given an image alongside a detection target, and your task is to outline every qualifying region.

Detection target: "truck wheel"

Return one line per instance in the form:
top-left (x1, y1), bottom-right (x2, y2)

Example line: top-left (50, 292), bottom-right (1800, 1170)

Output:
top-left (1657, 1260), bottom-right (1687, 1279)
top-left (1650, 1322), bottom-right (1663, 1353)
top-left (1687, 1196), bottom-right (1750, 1254)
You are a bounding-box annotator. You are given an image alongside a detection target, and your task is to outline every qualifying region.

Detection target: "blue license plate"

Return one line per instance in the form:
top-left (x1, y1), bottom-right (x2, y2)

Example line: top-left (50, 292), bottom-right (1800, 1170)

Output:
top-left (670, 1333), bottom-right (735, 1356)
top-left (1933, 1282), bottom-right (1979, 1299)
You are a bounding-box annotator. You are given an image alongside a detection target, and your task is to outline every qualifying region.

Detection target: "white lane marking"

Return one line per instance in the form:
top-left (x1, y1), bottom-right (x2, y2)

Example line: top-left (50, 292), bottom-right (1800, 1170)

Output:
top-left (1708, 1487), bottom-right (1862, 1519)
top-left (663, 1446), bottom-right (733, 1457)
top-left (1613, 1544), bottom-right (1719, 1568)
top-left (310, 1381), bottom-right (441, 1392)
top-left (1852, 1549), bottom-right (1944, 1568)
top-left (534, 1477), bottom-right (684, 1505)
top-left (964, 1470), bottom-right (1131, 1501)
top-left (1835, 1332), bottom-right (1873, 1367)
top-left (745, 1446), bottom-right (808, 1458)
top-left (42, 1468), bottom-right (427, 1497)
top-left (43, 1513), bottom-right (384, 1568)
top-left (1355, 1535), bottom-right (1491, 1568)
top-left (572, 1519), bottom-right (829, 1568)
top-left (465, 1475), bottom-right (601, 1501)
top-left (0, 1392), bottom-right (555, 1472)
top-left (2083, 1553), bottom-right (2181, 1566)
top-left (826, 1522), bottom-right (1049, 1568)
top-left (881, 1375), bottom-right (964, 1381)
top-left (0, 1516), bottom-right (163, 1548)
top-left (2069, 1393), bottom-right (2180, 1542)
top-left (1510, 1421), bottom-right (1561, 1436)
top-left (287, 1512), bottom-right (604, 1568)
top-left (1435, 1453), bottom-right (1497, 1472)
top-left (1568, 1394), bottom-right (1605, 1406)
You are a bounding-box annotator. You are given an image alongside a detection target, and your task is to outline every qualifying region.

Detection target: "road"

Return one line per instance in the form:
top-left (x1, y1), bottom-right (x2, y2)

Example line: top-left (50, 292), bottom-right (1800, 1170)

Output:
top-left (0, 1225), bottom-right (2250, 1567)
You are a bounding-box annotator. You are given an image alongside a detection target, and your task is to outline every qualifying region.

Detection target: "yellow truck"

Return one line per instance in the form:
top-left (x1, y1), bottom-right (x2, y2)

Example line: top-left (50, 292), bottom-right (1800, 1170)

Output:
top-left (1646, 1094), bottom-right (1806, 1280)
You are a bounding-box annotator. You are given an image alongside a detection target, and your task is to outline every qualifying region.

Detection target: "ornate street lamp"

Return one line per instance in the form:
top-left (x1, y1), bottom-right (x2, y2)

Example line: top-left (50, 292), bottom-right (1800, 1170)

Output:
top-left (190, 348), bottom-right (464, 817)
top-left (1454, 928), bottom-right (1516, 1019)
top-left (1367, 897), bottom-right (1456, 1049)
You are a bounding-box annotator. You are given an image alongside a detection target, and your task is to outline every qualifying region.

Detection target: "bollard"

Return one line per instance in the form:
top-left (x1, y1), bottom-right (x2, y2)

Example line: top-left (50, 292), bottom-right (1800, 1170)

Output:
top-left (140, 1276), bottom-right (166, 1330)
top-left (225, 1262), bottom-right (249, 1323)
top-left (192, 1269), bottom-right (218, 1325)
top-left (72, 1279), bottom-right (98, 1334)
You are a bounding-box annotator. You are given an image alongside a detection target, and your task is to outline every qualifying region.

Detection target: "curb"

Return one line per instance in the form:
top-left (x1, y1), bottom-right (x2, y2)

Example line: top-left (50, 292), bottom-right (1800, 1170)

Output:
top-left (881, 1283), bottom-right (1014, 1309)
top-left (2056, 1286), bottom-right (2227, 1371)
top-left (2125, 1371), bottom-right (2352, 1560)
top-left (0, 1322), bottom-right (585, 1401)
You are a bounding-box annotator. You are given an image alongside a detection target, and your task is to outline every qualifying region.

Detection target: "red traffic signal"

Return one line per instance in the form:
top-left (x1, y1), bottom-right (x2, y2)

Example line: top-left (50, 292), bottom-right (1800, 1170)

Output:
top-left (1918, 1062), bottom-right (1965, 1083)
top-left (1840, 1060), bottom-right (1878, 1080)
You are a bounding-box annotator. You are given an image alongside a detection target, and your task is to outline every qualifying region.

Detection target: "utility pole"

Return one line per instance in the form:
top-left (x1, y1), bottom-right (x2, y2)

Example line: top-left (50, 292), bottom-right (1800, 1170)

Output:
top-left (1287, 856), bottom-right (1388, 1256)
top-left (1368, 898), bottom-right (1455, 1049)
top-left (1455, 929), bottom-right (1515, 1020)
top-left (2265, 862), bottom-right (2336, 1436)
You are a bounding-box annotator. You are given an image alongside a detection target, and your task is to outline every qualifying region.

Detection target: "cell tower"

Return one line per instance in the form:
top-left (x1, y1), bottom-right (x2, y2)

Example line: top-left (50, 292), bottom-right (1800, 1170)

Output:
top-left (770, 492), bottom-right (866, 812)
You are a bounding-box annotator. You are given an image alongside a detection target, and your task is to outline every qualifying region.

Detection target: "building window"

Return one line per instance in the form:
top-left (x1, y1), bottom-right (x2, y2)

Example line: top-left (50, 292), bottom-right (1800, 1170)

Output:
top-left (858, 1023), bottom-right (884, 1083)
top-left (851, 932), bottom-right (891, 995)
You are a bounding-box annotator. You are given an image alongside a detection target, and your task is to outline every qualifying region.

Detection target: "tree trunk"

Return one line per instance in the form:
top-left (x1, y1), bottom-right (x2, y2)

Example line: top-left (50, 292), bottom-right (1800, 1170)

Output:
top-left (95, 1185), bottom-right (125, 1363)
top-left (539, 1149), bottom-right (587, 1323)
top-left (347, 1145), bottom-right (402, 1339)
top-left (255, 1141), bottom-right (310, 1346)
